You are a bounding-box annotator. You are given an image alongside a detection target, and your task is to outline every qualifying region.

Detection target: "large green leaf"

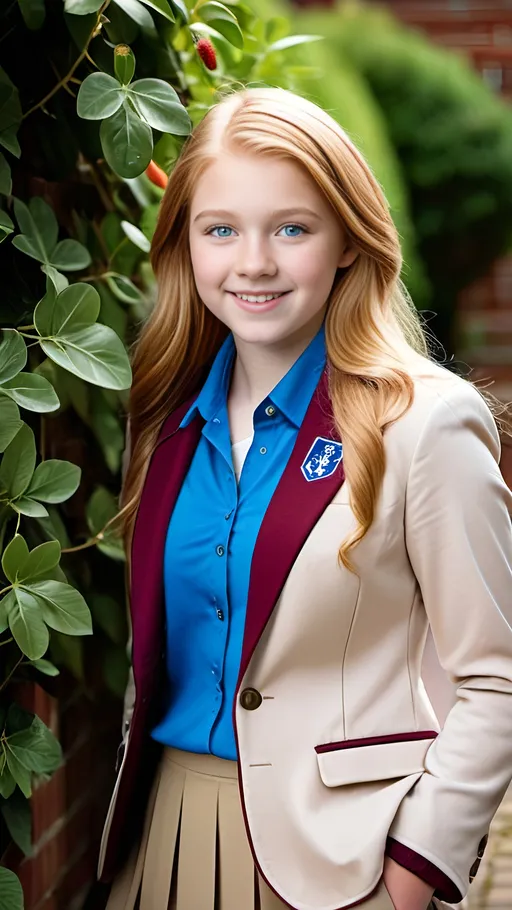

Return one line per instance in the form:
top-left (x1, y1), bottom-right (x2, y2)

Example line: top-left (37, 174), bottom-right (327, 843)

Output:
top-left (100, 104), bottom-right (153, 178)
top-left (77, 72), bottom-right (125, 120)
top-left (0, 423), bottom-right (36, 499)
top-left (0, 209), bottom-right (14, 243)
top-left (0, 70), bottom-right (22, 158)
top-left (5, 746), bottom-right (32, 797)
top-left (0, 373), bottom-right (60, 413)
top-left (41, 323), bottom-right (132, 389)
top-left (128, 79), bottom-right (191, 134)
top-left (0, 866), bottom-right (24, 910)
top-left (17, 541), bottom-right (61, 583)
top-left (12, 197), bottom-right (91, 272)
top-left (4, 587), bottom-right (49, 660)
top-left (13, 498), bottom-right (49, 518)
top-left (6, 715), bottom-right (62, 774)
top-left (1, 790), bottom-right (32, 858)
top-left (137, 0), bottom-right (175, 22)
top-left (28, 658), bottom-right (60, 676)
top-left (25, 460), bottom-right (81, 503)
top-left (198, 1), bottom-right (243, 49)
top-left (50, 239), bottom-right (92, 271)
top-left (0, 331), bottom-right (27, 383)
top-left (42, 265), bottom-right (69, 293)
top-left (0, 151), bottom-right (12, 195)
top-left (0, 765), bottom-right (17, 800)
top-left (112, 0), bottom-right (156, 32)
top-left (21, 580), bottom-right (92, 636)
top-left (17, 0), bottom-right (46, 29)
top-left (0, 597), bottom-right (8, 634)
top-left (34, 281), bottom-right (57, 336)
top-left (49, 283), bottom-right (100, 335)
top-left (64, 0), bottom-right (102, 12)
top-left (2, 535), bottom-right (30, 584)
top-left (0, 398), bottom-right (22, 452)
top-left (13, 197), bottom-right (58, 261)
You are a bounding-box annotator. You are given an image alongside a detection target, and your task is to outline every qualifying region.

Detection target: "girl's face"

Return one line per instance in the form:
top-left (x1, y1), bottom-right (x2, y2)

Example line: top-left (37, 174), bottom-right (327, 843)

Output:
top-left (188, 152), bottom-right (357, 348)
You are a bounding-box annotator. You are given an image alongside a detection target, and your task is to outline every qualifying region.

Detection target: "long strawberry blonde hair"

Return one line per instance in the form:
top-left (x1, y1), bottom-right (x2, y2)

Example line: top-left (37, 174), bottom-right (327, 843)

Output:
top-left (118, 86), bottom-right (446, 569)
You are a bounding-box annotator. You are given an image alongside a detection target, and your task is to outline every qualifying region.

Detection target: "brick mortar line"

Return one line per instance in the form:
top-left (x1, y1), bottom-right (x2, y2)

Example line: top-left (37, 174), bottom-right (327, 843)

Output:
top-left (31, 839), bottom-right (91, 910)
top-left (29, 779), bottom-right (102, 857)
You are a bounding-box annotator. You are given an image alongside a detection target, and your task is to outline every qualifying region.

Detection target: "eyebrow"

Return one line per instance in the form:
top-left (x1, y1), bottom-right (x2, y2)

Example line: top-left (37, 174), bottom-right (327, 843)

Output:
top-left (192, 207), bottom-right (322, 223)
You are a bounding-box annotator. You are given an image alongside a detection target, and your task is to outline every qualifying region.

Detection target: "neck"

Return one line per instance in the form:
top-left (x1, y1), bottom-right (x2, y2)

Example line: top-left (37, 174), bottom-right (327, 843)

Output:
top-left (229, 314), bottom-right (324, 412)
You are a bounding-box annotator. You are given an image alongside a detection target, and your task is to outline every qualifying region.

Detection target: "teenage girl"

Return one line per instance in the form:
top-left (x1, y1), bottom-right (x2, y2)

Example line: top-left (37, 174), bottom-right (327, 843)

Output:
top-left (98, 87), bottom-right (512, 910)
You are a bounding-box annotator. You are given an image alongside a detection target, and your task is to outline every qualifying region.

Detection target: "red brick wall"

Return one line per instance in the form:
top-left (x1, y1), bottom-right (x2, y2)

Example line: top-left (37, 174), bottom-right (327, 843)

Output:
top-left (3, 680), bottom-right (120, 910)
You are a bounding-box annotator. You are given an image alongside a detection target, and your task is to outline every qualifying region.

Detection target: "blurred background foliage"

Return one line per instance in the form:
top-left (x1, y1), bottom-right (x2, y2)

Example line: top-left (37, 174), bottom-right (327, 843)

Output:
top-left (290, 0), bottom-right (512, 349)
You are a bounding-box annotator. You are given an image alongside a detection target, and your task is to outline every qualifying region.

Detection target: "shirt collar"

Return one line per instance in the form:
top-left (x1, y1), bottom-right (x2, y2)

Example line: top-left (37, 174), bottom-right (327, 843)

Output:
top-left (179, 323), bottom-right (326, 430)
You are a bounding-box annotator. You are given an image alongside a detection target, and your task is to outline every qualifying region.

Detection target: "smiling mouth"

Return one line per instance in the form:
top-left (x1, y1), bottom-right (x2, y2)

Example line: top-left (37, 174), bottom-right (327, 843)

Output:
top-left (229, 291), bottom-right (290, 302)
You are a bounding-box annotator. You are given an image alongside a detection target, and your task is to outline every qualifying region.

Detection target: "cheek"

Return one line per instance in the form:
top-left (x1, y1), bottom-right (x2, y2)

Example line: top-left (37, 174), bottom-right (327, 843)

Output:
top-left (189, 238), bottom-right (225, 287)
top-left (291, 251), bottom-right (339, 291)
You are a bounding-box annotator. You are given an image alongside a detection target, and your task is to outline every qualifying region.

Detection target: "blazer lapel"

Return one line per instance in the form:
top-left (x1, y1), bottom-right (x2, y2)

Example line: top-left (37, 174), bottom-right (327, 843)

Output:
top-left (130, 395), bottom-right (204, 685)
top-left (238, 370), bottom-right (346, 683)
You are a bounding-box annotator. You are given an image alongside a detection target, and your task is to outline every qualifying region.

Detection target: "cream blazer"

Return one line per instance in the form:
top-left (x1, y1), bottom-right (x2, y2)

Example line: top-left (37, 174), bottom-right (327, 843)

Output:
top-left (106, 366), bottom-right (512, 910)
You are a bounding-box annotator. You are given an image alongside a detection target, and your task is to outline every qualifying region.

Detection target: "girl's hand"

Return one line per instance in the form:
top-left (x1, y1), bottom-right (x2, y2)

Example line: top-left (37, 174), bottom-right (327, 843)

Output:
top-left (382, 856), bottom-right (435, 910)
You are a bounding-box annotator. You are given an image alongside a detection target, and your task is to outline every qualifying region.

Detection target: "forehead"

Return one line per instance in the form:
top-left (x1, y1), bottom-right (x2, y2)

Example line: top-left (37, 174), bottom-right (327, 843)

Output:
top-left (189, 152), bottom-right (329, 215)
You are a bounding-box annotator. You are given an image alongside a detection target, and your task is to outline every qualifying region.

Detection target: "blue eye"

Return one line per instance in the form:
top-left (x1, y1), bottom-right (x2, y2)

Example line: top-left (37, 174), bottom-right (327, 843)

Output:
top-left (280, 224), bottom-right (306, 237)
top-left (208, 225), bottom-right (234, 238)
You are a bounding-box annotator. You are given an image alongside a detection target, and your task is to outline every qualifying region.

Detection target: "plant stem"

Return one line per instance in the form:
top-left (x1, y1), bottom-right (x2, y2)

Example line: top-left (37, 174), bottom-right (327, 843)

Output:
top-left (0, 637), bottom-right (14, 647)
top-left (61, 512), bottom-right (123, 554)
top-left (22, 1), bottom-right (111, 120)
top-left (0, 656), bottom-right (24, 694)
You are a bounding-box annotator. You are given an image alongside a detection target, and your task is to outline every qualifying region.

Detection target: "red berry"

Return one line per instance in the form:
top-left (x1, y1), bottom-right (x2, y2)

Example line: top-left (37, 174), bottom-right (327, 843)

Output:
top-left (145, 160), bottom-right (168, 189)
top-left (197, 38), bottom-right (217, 71)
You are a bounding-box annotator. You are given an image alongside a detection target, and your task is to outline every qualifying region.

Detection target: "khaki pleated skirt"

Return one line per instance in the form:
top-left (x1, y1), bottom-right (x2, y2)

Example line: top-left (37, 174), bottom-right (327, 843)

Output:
top-left (105, 746), bottom-right (406, 910)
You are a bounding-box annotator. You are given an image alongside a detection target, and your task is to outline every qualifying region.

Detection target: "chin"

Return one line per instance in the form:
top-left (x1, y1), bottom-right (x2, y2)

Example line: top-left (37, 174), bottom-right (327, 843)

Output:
top-left (229, 321), bottom-right (295, 347)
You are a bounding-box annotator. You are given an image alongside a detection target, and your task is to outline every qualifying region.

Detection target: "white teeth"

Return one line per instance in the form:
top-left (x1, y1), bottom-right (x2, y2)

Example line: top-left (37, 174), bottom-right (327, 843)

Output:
top-left (235, 293), bottom-right (283, 302)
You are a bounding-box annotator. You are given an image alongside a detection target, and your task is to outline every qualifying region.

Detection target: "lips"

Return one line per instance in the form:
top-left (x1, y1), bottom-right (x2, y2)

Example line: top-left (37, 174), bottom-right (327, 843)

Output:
top-left (228, 290), bottom-right (290, 313)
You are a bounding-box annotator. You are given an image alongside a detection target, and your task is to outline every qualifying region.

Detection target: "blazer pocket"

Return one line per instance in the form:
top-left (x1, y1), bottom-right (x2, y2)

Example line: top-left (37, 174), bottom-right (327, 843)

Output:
top-left (315, 731), bottom-right (438, 787)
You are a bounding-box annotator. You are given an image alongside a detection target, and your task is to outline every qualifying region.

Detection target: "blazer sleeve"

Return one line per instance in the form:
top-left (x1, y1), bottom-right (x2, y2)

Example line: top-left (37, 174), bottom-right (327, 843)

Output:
top-left (387, 380), bottom-right (512, 901)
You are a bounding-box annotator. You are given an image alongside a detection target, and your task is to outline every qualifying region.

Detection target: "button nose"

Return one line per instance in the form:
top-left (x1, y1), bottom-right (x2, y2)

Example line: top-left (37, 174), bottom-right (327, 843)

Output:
top-left (239, 687), bottom-right (263, 710)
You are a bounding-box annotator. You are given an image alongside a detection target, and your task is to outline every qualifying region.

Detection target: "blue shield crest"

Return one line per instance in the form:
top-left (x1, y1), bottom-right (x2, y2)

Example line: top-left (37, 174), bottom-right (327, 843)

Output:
top-left (301, 436), bottom-right (343, 483)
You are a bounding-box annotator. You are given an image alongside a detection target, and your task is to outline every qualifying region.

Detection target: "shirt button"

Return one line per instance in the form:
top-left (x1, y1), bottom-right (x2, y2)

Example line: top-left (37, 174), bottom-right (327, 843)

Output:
top-left (213, 417), bottom-right (221, 424)
top-left (260, 446), bottom-right (267, 455)
top-left (216, 609), bottom-right (224, 621)
top-left (216, 545), bottom-right (225, 556)
top-left (224, 510), bottom-right (233, 520)
top-left (265, 405), bottom-right (276, 417)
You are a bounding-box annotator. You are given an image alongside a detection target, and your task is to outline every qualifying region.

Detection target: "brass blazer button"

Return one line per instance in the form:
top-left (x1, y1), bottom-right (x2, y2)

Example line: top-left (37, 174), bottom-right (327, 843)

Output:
top-left (240, 687), bottom-right (263, 710)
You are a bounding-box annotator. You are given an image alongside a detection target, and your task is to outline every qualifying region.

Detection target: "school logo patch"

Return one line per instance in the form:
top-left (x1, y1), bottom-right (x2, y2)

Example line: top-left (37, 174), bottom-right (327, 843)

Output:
top-left (301, 437), bottom-right (343, 482)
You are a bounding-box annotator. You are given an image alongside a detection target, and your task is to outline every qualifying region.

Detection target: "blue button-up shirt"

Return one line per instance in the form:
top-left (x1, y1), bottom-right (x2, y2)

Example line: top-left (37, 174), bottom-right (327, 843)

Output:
top-left (150, 324), bottom-right (327, 759)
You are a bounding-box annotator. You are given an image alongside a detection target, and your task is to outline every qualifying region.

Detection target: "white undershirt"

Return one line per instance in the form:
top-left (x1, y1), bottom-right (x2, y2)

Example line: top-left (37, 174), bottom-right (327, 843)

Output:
top-left (231, 434), bottom-right (254, 483)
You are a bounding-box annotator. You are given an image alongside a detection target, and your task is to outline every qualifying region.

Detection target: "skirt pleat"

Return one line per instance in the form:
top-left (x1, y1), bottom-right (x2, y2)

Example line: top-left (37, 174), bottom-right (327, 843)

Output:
top-left (139, 755), bottom-right (185, 908)
top-left (175, 762), bottom-right (219, 910)
top-left (105, 746), bottom-right (399, 910)
top-left (217, 772), bottom-right (255, 910)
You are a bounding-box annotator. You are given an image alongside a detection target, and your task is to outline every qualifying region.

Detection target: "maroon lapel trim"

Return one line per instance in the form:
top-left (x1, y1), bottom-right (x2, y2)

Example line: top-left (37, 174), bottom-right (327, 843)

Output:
top-left (237, 370), bottom-right (345, 684)
top-left (130, 394), bottom-right (203, 684)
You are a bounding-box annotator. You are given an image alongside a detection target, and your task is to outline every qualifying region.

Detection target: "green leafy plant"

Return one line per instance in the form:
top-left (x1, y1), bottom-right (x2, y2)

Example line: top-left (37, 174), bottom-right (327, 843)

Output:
top-left (0, 1), bottom-right (326, 905)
